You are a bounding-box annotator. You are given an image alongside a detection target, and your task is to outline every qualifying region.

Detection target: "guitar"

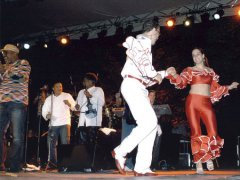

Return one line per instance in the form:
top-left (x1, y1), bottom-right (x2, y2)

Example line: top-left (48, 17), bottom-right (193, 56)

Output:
top-left (85, 96), bottom-right (97, 119)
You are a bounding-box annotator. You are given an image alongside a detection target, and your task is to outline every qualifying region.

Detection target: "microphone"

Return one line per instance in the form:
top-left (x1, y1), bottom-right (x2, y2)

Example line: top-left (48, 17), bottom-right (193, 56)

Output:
top-left (69, 75), bottom-right (73, 85)
top-left (0, 52), bottom-right (6, 65)
top-left (40, 84), bottom-right (48, 90)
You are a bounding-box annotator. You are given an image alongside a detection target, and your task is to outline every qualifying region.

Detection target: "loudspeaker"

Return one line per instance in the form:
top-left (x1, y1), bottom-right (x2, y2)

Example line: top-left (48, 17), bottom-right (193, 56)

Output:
top-left (57, 144), bottom-right (92, 172)
top-left (179, 153), bottom-right (191, 168)
top-left (237, 136), bottom-right (240, 167)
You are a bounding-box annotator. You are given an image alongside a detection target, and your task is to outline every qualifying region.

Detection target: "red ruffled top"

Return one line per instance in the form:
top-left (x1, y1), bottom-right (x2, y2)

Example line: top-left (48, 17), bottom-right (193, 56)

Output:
top-left (167, 67), bottom-right (229, 103)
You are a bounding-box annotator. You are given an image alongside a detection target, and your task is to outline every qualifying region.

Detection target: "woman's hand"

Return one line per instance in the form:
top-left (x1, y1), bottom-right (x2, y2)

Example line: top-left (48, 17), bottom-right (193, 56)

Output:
top-left (228, 82), bottom-right (239, 90)
top-left (166, 67), bottom-right (177, 77)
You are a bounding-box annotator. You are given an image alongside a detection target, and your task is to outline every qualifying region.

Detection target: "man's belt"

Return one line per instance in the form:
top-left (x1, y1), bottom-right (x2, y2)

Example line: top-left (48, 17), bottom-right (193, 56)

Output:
top-left (124, 75), bottom-right (148, 86)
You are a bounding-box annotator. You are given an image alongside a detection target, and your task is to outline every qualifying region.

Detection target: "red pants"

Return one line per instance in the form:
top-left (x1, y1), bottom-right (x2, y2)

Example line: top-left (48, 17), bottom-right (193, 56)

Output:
top-left (185, 94), bottom-right (224, 163)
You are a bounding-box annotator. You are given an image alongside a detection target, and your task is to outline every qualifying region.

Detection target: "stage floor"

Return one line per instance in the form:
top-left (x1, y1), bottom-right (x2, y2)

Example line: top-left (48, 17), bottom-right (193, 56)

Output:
top-left (0, 170), bottom-right (240, 180)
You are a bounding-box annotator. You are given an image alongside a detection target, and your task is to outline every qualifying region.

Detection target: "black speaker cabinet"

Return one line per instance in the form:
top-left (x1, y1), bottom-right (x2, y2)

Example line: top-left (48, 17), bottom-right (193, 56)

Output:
top-left (237, 136), bottom-right (240, 167)
top-left (57, 144), bottom-right (92, 172)
top-left (179, 153), bottom-right (191, 168)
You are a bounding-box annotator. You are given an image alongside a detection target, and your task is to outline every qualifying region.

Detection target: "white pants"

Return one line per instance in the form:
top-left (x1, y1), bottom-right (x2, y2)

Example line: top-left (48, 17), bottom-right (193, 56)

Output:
top-left (114, 78), bottom-right (161, 173)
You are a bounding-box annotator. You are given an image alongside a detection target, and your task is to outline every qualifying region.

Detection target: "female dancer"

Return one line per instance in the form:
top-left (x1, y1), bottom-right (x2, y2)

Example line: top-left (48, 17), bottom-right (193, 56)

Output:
top-left (167, 48), bottom-right (239, 174)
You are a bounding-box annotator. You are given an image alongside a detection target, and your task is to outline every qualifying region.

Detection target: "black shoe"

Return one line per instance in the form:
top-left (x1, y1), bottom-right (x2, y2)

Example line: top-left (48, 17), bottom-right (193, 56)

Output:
top-left (45, 161), bottom-right (57, 172)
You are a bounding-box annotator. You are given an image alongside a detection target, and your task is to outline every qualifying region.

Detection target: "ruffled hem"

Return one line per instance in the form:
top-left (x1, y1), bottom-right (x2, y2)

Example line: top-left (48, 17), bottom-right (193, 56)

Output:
top-left (191, 135), bottom-right (224, 163)
top-left (167, 74), bottom-right (186, 89)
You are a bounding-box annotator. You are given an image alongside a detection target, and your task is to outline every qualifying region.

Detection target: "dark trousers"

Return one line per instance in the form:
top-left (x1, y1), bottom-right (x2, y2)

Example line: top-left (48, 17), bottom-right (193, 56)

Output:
top-left (0, 102), bottom-right (27, 169)
top-left (151, 134), bottom-right (162, 168)
top-left (77, 126), bottom-right (98, 145)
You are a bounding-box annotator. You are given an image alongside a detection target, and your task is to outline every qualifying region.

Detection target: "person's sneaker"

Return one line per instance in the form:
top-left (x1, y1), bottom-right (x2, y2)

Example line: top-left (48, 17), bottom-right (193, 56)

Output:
top-left (196, 162), bottom-right (204, 175)
top-left (206, 160), bottom-right (214, 171)
top-left (45, 161), bottom-right (57, 172)
top-left (124, 166), bottom-right (133, 172)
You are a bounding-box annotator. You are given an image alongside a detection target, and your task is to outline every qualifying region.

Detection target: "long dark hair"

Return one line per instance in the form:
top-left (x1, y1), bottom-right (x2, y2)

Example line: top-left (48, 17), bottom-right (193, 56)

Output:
top-left (192, 47), bottom-right (210, 67)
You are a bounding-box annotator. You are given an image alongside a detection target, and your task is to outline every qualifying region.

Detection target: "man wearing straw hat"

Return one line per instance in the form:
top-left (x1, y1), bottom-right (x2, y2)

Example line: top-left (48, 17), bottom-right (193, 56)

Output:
top-left (0, 44), bottom-right (31, 172)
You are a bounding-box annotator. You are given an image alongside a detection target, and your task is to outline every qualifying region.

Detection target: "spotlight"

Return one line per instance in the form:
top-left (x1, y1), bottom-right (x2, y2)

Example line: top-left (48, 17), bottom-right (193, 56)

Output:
top-left (57, 35), bottom-right (70, 45)
top-left (43, 43), bottom-right (48, 48)
top-left (213, 9), bottom-right (224, 20)
top-left (183, 16), bottom-right (194, 27)
top-left (237, 9), bottom-right (240, 16)
top-left (200, 12), bottom-right (210, 23)
top-left (166, 18), bottom-right (175, 27)
top-left (24, 43), bottom-right (30, 49)
top-left (60, 37), bottom-right (68, 45)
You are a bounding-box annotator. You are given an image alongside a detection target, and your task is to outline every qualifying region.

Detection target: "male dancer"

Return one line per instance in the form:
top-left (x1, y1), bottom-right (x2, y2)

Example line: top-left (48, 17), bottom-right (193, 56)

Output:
top-left (112, 17), bottom-right (171, 176)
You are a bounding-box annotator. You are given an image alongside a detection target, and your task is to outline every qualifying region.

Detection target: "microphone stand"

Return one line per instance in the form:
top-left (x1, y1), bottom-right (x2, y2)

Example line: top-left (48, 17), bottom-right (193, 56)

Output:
top-left (69, 75), bottom-right (77, 97)
top-left (36, 87), bottom-right (48, 168)
top-left (36, 93), bottom-right (42, 168)
top-left (24, 79), bottom-right (31, 173)
top-left (24, 106), bottom-right (30, 173)
top-left (69, 75), bottom-right (78, 144)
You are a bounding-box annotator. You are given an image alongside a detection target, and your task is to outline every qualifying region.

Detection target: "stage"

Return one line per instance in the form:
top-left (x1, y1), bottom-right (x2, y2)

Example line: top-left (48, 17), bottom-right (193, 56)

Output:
top-left (1, 170), bottom-right (240, 179)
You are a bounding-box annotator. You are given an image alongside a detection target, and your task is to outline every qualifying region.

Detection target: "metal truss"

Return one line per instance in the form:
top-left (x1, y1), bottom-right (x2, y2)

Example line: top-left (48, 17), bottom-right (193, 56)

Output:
top-left (12, 0), bottom-right (240, 45)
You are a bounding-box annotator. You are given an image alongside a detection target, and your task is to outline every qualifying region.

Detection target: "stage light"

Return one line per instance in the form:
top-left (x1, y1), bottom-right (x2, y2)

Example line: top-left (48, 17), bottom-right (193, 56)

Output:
top-left (24, 43), bottom-right (30, 49)
top-left (60, 37), bottom-right (68, 45)
top-left (43, 43), bottom-right (48, 48)
top-left (238, 9), bottom-right (240, 16)
top-left (184, 19), bottom-right (190, 26)
top-left (166, 18), bottom-right (175, 27)
top-left (57, 35), bottom-right (70, 45)
top-left (213, 9), bottom-right (224, 20)
top-left (183, 16), bottom-right (194, 27)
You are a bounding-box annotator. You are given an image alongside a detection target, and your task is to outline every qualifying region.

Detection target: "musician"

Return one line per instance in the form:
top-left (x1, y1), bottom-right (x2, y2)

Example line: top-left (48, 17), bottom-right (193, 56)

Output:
top-left (0, 44), bottom-right (31, 172)
top-left (110, 92), bottom-right (124, 129)
top-left (34, 85), bottom-right (49, 116)
top-left (112, 92), bottom-right (123, 108)
top-left (75, 73), bottom-right (105, 145)
top-left (33, 85), bottom-right (50, 135)
top-left (42, 82), bottom-right (75, 171)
